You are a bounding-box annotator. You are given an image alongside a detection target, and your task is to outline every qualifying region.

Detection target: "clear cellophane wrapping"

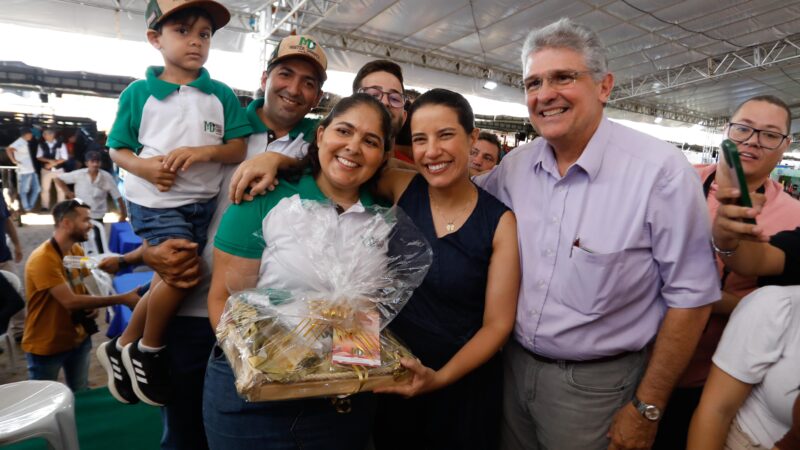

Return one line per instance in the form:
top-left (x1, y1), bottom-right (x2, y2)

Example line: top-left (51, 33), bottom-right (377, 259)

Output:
top-left (216, 199), bottom-right (432, 401)
top-left (61, 253), bottom-right (116, 296)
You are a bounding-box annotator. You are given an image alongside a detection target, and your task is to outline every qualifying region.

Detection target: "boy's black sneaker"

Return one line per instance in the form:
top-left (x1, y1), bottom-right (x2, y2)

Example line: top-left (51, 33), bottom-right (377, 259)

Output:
top-left (122, 339), bottom-right (171, 406)
top-left (96, 338), bottom-right (139, 404)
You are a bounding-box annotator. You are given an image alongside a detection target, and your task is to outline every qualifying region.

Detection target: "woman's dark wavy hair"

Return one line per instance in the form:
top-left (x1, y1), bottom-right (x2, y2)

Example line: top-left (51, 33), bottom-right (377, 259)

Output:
top-left (407, 88), bottom-right (475, 134)
top-left (281, 93), bottom-right (393, 191)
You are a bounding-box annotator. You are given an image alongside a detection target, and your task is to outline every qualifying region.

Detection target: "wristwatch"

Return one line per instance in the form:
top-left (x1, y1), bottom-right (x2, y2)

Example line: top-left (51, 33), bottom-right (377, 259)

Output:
top-left (632, 396), bottom-right (662, 421)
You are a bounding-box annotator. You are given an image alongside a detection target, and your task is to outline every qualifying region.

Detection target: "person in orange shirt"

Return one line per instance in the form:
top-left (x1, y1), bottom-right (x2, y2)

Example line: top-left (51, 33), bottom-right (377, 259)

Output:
top-left (22, 199), bottom-right (139, 391)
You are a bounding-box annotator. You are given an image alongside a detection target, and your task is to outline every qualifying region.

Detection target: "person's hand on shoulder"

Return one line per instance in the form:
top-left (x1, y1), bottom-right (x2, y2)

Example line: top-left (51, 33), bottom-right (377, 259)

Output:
top-left (229, 152), bottom-right (283, 204)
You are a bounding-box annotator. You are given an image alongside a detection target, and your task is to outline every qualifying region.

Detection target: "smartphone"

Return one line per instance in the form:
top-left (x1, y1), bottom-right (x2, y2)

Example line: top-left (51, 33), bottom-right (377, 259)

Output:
top-left (720, 139), bottom-right (756, 224)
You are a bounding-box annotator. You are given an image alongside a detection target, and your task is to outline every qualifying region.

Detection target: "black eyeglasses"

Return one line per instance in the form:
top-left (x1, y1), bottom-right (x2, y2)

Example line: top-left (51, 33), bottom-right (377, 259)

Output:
top-left (358, 87), bottom-right (406, 109)
top-left (727, 123), bottom-right (790, 150)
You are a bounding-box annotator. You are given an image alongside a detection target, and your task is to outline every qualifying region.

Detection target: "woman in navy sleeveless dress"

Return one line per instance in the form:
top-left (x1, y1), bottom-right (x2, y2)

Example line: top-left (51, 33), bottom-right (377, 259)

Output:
top-left (372, 89), bottom-right (521, 450)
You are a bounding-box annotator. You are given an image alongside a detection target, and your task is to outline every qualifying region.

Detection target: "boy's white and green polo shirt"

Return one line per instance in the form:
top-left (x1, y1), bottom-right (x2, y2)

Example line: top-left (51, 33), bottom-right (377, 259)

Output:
top-left (108, 66), bottom-right (251, 208)
top-left (178, 101), bottom-right (318, 318)
top-left (244, 97), bottom-right (318, 159)
top-left (215, 173), bottom-right (383, 292)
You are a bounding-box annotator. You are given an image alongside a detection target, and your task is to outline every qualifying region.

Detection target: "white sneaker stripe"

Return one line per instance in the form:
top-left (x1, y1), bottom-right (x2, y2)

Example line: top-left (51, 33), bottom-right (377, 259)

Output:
top-left (136, 375), bottom-right (148, 384)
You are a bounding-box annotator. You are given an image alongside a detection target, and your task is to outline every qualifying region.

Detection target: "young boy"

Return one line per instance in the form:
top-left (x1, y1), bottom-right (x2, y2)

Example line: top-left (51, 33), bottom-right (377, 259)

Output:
top-left (97, 0), bottom-right (251, 407)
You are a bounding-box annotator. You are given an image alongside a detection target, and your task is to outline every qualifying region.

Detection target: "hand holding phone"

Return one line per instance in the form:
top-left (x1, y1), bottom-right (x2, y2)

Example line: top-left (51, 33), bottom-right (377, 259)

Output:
top-left (719, 139), bottom-right (756, 224)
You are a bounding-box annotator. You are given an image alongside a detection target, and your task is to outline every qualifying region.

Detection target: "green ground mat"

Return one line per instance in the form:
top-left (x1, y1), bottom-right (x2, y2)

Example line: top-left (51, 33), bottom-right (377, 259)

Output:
top-left (2, 387), bottom-right (162, 449)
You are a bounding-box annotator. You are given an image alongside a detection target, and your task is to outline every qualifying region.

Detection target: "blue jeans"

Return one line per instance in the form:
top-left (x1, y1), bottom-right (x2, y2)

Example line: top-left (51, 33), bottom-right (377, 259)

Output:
top-left (203, 345), bottom-right (375, 450)
top-left (25, 337), bottom-right (92, 392)
top-left (18, 172), bottom-right (41, 211)
top-left (128, 199), bottom-right (215, 250)
top-left (160, 316), bottom-right (216, 450)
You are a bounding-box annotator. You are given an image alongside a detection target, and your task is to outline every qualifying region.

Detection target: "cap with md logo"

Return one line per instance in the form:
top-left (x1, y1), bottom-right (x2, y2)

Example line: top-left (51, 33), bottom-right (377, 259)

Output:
top-left (146, 0), bottom-right (231, 32)
top-left (267, 35), bottom-right (328, 83)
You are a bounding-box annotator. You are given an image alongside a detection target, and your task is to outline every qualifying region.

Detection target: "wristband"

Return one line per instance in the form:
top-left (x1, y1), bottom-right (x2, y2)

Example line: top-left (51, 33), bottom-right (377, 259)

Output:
top-left (711, 236), bottom-right (738, 257)
top-left (117, 256), bottom-right (128, 268)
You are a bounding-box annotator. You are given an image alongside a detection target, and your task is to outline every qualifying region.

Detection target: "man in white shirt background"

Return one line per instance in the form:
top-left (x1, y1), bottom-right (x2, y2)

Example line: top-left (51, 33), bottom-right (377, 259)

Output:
top-left (55, 151), bottom-right (126, 253)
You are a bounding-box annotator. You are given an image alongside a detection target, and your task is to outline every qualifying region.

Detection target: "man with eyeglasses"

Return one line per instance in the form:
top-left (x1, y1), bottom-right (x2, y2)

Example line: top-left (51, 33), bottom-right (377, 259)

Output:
top-left (351, 59), bottom-right (412, 162)
top-left (474, 18), bottom-right (719, 450)
top-left (654, 94), bottom-right (800, 449)
top-left (21, 199), bottom-right (139, 391)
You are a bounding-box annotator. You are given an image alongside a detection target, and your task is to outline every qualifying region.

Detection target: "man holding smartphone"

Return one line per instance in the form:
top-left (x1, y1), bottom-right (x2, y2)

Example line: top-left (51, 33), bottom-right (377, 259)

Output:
top-left (655, 95), bottom-right (800, 449)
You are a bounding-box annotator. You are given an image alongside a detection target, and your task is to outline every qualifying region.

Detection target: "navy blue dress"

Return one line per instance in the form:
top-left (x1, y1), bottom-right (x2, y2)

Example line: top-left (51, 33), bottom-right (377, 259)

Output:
top-left (375, 174), bottom-right (510, 450)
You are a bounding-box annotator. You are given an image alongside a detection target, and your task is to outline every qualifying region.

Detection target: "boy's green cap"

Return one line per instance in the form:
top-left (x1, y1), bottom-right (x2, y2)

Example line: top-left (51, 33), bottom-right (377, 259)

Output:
top-left (146, 0), bottom-right (231, 31)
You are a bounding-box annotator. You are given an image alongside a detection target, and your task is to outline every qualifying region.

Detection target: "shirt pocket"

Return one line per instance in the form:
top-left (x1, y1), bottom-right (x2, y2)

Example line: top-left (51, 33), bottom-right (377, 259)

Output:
top-left (559, 246), bottom-right (654, 316)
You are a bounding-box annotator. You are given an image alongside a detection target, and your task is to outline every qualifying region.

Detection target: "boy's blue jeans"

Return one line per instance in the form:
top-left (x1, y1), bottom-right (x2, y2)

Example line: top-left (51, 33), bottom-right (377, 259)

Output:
top-left (128, 199), bottom-right (215, 251)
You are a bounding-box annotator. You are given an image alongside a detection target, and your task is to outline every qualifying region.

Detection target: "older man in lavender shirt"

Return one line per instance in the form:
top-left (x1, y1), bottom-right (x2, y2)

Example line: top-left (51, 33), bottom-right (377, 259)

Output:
top-left (475, 19), bottom-right (719, 450)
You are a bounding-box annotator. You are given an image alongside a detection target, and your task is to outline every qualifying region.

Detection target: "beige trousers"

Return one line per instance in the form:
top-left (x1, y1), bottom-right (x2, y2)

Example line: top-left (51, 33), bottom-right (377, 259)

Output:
top-left (40, 169), bottom-right (66, 210)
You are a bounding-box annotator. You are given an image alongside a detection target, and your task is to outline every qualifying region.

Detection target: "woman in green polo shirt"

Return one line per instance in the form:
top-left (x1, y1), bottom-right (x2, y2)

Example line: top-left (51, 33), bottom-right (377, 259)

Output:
top-left (202, 93), bottom-right (393, 450)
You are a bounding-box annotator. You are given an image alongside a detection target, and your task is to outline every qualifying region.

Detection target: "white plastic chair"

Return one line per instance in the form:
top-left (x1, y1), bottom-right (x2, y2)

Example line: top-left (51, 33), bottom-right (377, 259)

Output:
top-left (82, 220), bottom-right (109, 256)
top-left (0, 380), bottom-right (80, 450)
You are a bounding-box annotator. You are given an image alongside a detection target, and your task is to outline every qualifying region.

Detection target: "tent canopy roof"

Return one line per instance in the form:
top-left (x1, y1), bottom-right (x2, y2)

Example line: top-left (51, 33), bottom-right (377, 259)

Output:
top-left (2, 0), bottom-right (799, 129)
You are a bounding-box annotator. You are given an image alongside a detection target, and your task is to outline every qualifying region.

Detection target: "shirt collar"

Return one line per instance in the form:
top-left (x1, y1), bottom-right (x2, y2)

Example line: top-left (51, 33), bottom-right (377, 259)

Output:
top-left (246, 97), bottom-right (318, 142)
top-left (573, 116), bottom-right (611, 181)
top-left (532, 115), bottom-right (610, 181)
top-left (145, 66), bottom-right (213, 100)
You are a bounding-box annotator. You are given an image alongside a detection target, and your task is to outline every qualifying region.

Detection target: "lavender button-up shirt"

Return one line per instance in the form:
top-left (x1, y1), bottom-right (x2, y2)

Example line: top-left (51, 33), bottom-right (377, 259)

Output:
top-left (475, 117), bottom-right (719, 360)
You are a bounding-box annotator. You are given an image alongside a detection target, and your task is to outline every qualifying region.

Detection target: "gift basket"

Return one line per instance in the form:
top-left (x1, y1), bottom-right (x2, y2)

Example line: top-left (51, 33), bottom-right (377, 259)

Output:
top-left (216, 199), bottom-right (432, 401)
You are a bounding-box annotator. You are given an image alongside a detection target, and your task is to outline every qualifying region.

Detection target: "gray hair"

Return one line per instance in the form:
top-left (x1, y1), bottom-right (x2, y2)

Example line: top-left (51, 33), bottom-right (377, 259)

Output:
top-left (520, 18), bottom-right (608, 81)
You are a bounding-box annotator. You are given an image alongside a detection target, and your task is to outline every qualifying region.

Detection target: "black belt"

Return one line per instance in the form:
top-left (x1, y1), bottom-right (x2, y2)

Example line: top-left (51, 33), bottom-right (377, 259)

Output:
top-left (518, 341), bottom-right (634, 365)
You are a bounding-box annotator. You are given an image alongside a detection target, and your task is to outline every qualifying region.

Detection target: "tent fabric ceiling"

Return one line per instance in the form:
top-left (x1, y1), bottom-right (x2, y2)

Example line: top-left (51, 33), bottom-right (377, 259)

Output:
top-left (1, 0), bottom-right (799, 124)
